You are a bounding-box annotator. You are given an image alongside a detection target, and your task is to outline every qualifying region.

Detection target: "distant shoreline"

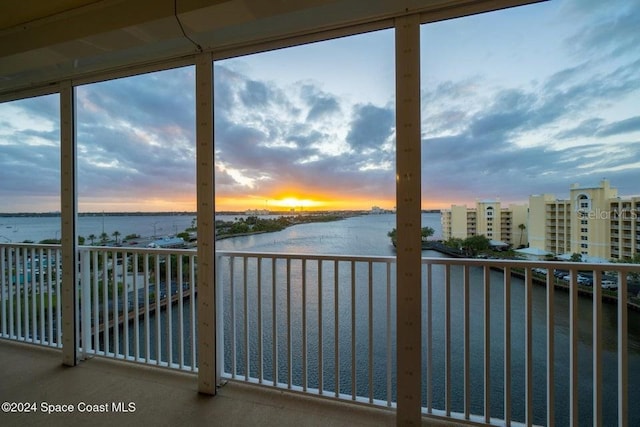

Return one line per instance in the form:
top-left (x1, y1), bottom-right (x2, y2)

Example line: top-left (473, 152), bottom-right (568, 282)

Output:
top-left (0, 209), bottom-right (442, 218)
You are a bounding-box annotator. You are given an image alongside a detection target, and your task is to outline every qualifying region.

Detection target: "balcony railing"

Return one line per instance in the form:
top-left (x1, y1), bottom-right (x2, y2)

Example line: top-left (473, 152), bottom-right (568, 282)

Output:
top-left (1, 242), bottom-right (638, 425)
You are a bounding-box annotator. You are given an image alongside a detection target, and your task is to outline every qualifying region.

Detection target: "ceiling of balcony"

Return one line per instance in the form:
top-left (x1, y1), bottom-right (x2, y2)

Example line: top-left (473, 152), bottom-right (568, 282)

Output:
top-left (0, 0), bottom-right (541, 97)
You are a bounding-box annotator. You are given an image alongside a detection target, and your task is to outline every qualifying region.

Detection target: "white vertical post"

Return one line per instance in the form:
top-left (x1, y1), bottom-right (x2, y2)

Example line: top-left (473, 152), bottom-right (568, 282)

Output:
top-left (504, 267), bottom-right (512, 425)
top-left (196, 52), bottom-right (217, 395)
top-left (60, 81), bottom-right (78, 367)
top-left (525, 268), bottom-right (533, 426)
top-left (618, 272), bottom-right (628, 427)
top-left (395, 13), bottom-right (422, 426)
top-left (463, 265), bottom-right (470, 420)
top-left (546, 269), bottom-right (555, 427)
top-left (569, 273), bottom-right (578, 426)
top-left (592, 270), bottom-right (603, 427)
top-left (80, 249), bottom-right (91, 359)
top-left (483, 265), bottom-right (491, 424)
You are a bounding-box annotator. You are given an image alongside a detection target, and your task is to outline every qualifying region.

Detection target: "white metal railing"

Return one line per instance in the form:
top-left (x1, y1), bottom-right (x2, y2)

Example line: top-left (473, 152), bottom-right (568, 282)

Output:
top-left (2, 244), bottom-right (639, 425)
top-left (78, 246), bottom-right (198, 371)
top-left (215, 251), bottom-right (397, 406)
top-left (0, 243), bottom-right (198, 371)
top-left (216, 251), bottom-right (638, 426)
top-left (0, 244), bottom-right (62, 347)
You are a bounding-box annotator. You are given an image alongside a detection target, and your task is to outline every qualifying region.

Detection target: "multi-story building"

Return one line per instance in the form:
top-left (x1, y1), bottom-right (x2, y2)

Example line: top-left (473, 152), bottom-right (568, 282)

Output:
top-left (441, 200), bottom-right (528, 247)
top-left (528, 179), bottom-right (640, 260)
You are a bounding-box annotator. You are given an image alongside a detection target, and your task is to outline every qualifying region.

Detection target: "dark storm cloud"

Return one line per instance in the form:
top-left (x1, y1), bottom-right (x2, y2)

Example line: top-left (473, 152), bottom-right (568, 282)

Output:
top-left (346, 104), bottom-right (394, 152)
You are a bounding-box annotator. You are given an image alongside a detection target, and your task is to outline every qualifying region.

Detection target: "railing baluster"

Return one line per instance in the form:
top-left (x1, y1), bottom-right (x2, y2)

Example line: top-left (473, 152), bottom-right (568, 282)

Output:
top-left (426, 262), bottom-right (433, 413)
top-left (243, 256), bottom-right (248, 380)
top-left (483, 265), bottom-right (491, 424)
top-left (271, 257), bottom-right (277, 386)
top-left (593, 269), bottom-right (602, 427)
top-left (30, 248), bottom-right (36, 342)
top-left (102, 251), bottom-right (109, 355)
top-left (22, 249), bottom-right (28, 341)
top-left (525, 267), bottom-right (533, 427)
top-left (318, 259), bottom-right (323, 395)
top-left (286, 258), bottom-right (291, 389)
top-left (302, 258), bottom-right (307, 392)
top-left (334, 259), bottom-right (339, 398)
top-left (9, 248), bottom-right (14, 338)
top-left (38, 248), bottom-right (45, 343)
top-left (166, 252), bottom-right (172, 366)
top-left (91, 251), bottom-right (99, 354)
top-left (445, 263), bottom-right (451, 416)
top-left (387, 261), bottom-right (392, 407)
top-left (569, 269), bottom-right (578, 427)
top-left (368, 261), bottom-right (373, 404)
top-left (177, 254), bottom-right (184, 369)
top-left (133, 252), bottom-right (140, 361)
top-left (144, 252), bottom-right (150, 363)
top-left (154, 252), bottom-right (161, 365)
top-left (55, 249), bottom-right (61, 346)
top-left (16, 248), bottom-right (22, 340)
top-left (113, 251), bottom-right (120, 358)
top-left (230, 256), bottom-right (236, 378)
top-left (618, 271), bottom-right (628, 427)
top-left (504, 266), bottom-right (511, 426)
top-left (257, 257), bottom-right (263, 383)
top-left (546, 267), bottom-right (555, 427)
top-left (351, 259), bottom-right (356, 401)
top-left (80, 250), bottom-right (90, 357)
top-left (190, 253), bottom-right (197, 369)
top-left (47, 248), bottom-right (53, 345)
top-left (123, 252), bottom-right (129, 359)
top-left (464, 264), bottom-right (470, 420)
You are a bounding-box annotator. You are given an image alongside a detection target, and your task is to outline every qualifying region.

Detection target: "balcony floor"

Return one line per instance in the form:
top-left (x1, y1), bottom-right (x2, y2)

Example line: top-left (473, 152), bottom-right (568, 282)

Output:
top-left (0, 340), bottom-right (452, 427)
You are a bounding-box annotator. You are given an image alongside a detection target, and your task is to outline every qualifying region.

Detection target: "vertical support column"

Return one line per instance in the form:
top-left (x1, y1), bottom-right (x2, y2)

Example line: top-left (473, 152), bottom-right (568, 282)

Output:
top-left (81, 250), bottom-right (91, 359)
top-left (395, 14), bottom-right (422, 426)
top-left (60, 81), bottom-right (78, 366)
top-left (196, 52), bottom-right (217, 395)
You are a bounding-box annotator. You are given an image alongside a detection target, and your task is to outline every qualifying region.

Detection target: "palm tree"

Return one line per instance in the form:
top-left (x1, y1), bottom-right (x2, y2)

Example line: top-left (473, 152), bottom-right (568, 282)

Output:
top-left (88, 234), bottom-right (96, 245)
top-left (112, 230), bottom-right (121, 245)
top-left (100, 232), bottom-right (109, 243)
top-left (518, 223), bottom-right (526, 247)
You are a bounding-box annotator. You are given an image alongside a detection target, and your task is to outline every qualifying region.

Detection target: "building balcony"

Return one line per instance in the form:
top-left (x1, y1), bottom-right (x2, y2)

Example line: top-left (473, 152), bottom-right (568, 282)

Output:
top-left (1, 243), bottom-right (637, 426)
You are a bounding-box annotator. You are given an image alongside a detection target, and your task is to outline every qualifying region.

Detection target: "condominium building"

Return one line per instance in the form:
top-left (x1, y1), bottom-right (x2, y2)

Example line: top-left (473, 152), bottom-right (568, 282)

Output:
top-left (528, 179), bottom-right (640, 260)
top-left (441, 201), bottom-right (528, 247)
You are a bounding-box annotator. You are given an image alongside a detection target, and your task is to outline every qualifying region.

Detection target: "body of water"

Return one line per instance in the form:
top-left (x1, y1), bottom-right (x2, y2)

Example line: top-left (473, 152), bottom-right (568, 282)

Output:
top-left (0, 214), bottom-right (196, 243)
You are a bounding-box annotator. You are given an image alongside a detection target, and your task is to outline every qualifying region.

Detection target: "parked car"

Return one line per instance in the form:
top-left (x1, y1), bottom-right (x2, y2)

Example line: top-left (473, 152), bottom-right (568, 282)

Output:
top-left (601, 280), bottom-right (617, 290)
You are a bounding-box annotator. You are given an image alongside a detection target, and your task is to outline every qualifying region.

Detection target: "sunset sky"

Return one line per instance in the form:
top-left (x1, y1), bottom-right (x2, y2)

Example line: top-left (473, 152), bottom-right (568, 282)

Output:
top-left (1, 0), bottom-right (639, 213)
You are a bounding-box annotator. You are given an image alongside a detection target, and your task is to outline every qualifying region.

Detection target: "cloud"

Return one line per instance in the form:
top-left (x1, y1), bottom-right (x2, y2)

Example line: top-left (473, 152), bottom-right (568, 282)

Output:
top-left (346, 104), bottom-right (394, 153)
top-left (1, 0), bottom-right (639, 212)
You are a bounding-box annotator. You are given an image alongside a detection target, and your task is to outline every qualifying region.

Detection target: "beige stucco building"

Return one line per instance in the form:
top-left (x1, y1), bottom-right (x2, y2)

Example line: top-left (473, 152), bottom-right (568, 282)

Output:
top-left (441, 201), bottom-right (528, 247)
top-left (528, 179), bottom-right (640, 260)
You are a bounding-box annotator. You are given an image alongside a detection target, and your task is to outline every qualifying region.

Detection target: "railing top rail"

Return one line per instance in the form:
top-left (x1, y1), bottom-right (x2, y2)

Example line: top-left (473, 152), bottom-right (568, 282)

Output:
top-left (216, 250), bottom-right (640, 273)
top-left (3, 243), bottom-right (639, 273)
top-left (419, 257), bottom-right (640, 272)
top-left (79, 246), bottom-right (196, 256)
top-left (215, 250), bottom-right (395, 263)
top-left (0, 242), bottom-right (61, 249)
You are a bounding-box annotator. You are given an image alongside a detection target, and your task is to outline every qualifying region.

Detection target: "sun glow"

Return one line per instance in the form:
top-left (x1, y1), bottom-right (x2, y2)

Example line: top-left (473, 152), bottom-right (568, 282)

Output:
top-left (271, 197), bottom-right (323, 209)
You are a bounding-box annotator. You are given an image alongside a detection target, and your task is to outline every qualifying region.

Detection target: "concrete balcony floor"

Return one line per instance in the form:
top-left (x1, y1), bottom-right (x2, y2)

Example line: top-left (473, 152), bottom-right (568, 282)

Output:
top-left (0, 340), bottom-right (451, 427)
